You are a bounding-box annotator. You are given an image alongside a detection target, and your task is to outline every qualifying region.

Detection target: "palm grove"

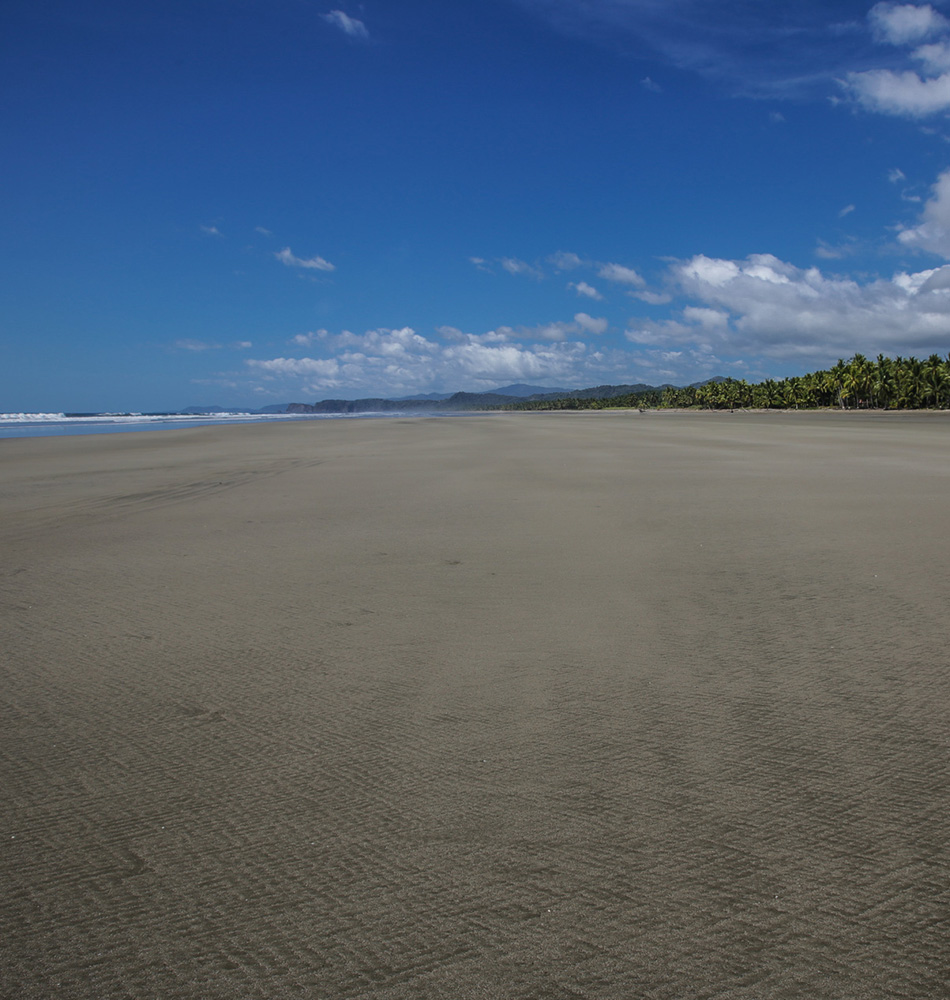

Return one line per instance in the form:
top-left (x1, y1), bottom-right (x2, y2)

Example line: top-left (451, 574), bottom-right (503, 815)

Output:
top-left (502, 354), bottom-right (950, 411)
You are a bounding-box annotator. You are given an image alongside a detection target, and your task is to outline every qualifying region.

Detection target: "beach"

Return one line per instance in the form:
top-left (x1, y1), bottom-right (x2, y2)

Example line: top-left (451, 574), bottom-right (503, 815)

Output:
top-left (2, 411), bottom-right (948, 998)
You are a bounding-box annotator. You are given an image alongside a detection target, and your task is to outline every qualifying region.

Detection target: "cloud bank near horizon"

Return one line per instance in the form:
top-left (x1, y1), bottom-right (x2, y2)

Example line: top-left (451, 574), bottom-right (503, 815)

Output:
top-left (236, 250), bottom-right (950, 399)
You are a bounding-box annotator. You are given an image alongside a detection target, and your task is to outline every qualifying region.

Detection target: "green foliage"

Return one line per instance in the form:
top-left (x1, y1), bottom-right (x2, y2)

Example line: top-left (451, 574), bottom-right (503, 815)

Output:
top-left (497, 354), bottom-right (950, 412)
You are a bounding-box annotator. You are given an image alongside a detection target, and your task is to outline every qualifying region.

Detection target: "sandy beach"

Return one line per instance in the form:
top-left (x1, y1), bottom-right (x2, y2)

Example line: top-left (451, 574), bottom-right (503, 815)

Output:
top-left (2, 411), bottom-right (948, 999)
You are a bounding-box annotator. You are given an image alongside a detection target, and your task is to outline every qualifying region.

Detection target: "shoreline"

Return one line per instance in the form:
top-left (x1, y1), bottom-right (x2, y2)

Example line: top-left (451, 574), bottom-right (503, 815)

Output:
top-left (4, 404), bottom-right (950, 443)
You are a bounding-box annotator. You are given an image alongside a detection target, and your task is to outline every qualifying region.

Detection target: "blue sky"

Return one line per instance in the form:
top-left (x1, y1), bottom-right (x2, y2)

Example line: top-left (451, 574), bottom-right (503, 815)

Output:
top-left (6, 1), bottom-right (950, 410)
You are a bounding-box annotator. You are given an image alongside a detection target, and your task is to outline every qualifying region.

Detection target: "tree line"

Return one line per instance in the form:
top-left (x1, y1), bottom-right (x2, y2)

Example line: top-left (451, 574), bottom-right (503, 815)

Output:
top-left (499, 353), bottom-right (950, 412)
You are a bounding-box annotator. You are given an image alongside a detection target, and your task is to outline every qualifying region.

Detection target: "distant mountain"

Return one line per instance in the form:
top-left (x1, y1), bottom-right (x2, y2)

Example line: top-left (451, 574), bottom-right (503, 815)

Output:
top-left (284, 379), bottom-right (728, 414)
top-left (179, 378), bottom-right (729, 416)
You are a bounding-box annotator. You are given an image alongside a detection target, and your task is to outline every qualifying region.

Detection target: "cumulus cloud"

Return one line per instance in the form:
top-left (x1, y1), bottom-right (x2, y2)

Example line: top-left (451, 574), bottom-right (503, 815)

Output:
top-left (275, 247), bottom-right (336, 271)
top-left (898, 167), bottom-right (950, 254)
top-left (290, 330), bottom-right (329, 347)
top-left (682, 306), bottom-right (729, 329)
top-left (624, 252), bottom-right (950, 361)
top-left (845, 67), bottom-right (950, 116)
top-left (914, 39), bottom-right (950, 71)
top-left (573, 312), bottom-right (608, 334)
top-left (869, 2), bottom-right (947, 45)
top-left (246, 325), bottom-right (604, 396)
top-left (436, 325), bottom-right (510, 345)
top-left (569, 281), bottom-right (603, 300)
top-left (845, 3), bottom-right (950, 116)
top-left (598, 262), bottom-right (645, 287)
top-left (321, 10), bottom-right (369, 39)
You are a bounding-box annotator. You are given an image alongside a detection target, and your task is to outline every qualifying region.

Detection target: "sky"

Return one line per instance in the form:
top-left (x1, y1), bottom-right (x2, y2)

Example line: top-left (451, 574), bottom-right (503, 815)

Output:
top-left (6, 0), bottom-right (950, 410)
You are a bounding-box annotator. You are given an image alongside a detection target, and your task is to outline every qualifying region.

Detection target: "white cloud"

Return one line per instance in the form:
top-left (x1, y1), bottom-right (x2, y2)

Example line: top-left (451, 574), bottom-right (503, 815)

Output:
top-left (682, 306), bottom-right (729, 329)
top-left (869, 2), bottom-right (948, 46)
top-left (889, 167), bottom-right (907, 182)
top-left (632, 290), bottom-right (673, 305)
top-left (844, 67), bottom-right (950, 116)
top-left (548, 251), bottom-right (588, 270)
top-left (648, 251), bottom-right (950, 359)
top-left (275, 247), bottom-right (336, 271)
top-left (495, 313), bottom-right (607, 342)
top-left (641, 76), bottom-right (662, 93)
top-left (500, 257), bottom-right (545, 279)
top-left (898, 167), bottom-right (950, 254)
top-left (321, 10), bottom-right (369, 40)
top-left (913, 39), bottom-right (950, 71)
top-left (442, 341), bottom-right (587, 381)
top-left (916, 263), bottom-right (950, 290)
top-left (846, 4), bottom-right (950, 117)
top-left (291, 329), bottom-right (330, 346)
top-left (200, 225), bottom-right (222, 237)
top-left (679, 256), bottom-right (741, 287)
top-left (839, 203), bottom-right (856, 217)
top-left (569, 280), bottom-right (603, 300)
top-left (624, 319), bottom-right (693, 348)
top-left (436, 325), bottom-right (509, 345)
top-left (573, 312), bottom-right (608, 334)
top-left (521, 322), bottom-right (574, 342)
top-left (246, 325), bottom-right (604, 395)
top-left (598, 262), bottom-right (645, 287)
top-left (255, 226), bottom-right (273, 237)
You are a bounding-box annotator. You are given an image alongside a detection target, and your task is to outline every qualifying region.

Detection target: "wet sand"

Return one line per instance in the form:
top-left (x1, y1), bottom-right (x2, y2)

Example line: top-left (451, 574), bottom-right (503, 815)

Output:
top-left (2, 411), bottom-right (949, 998)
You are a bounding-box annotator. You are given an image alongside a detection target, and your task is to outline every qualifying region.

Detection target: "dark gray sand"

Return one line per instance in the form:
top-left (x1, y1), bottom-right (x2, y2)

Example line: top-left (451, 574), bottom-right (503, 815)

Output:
top-left (2, 412), bottom-right (949, 998)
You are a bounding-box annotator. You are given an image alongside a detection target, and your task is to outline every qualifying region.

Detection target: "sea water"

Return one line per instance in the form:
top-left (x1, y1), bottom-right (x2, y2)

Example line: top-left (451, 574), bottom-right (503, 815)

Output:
top-left (0, 411), bottom-right (409, 439)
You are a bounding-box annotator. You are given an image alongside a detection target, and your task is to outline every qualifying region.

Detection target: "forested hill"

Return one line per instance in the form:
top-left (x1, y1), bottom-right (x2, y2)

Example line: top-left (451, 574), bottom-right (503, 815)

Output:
top-left (285, 380), bottom-right (722, 413)
top-left (498, 355), bottom-right (950, 411)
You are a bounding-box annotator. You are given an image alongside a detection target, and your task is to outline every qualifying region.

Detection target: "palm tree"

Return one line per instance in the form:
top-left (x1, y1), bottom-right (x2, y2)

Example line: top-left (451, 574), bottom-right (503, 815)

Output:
top-left (922, 354), bottom-right (949, 408)
top-left (873, 354), bottom-right (896, 409)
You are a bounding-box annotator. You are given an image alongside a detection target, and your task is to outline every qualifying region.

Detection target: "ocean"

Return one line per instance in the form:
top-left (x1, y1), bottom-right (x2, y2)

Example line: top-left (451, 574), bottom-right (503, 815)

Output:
top-left (0, 411), bottom-right (416, 439)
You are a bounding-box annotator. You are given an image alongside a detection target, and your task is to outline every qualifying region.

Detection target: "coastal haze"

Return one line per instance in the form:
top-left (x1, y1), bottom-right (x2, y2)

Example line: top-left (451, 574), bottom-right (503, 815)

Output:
top-left (2, 412), bottom-right (948, 997)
